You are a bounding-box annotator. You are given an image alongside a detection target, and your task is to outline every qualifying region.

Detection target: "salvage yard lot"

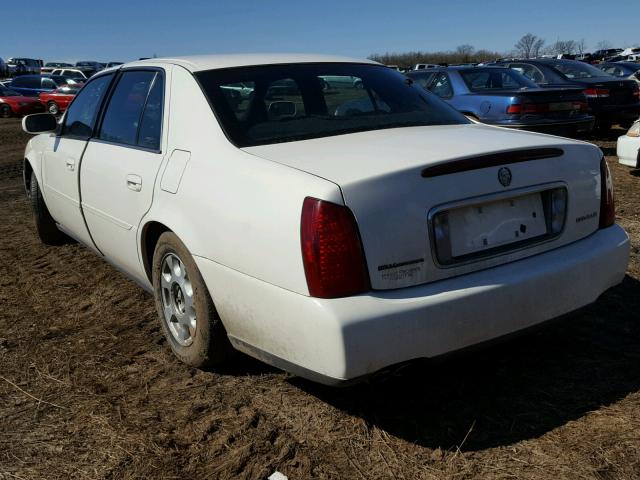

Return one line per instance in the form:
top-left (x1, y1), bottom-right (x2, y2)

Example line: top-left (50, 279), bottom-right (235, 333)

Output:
top-left (0, 117), bottom-right (639, 479)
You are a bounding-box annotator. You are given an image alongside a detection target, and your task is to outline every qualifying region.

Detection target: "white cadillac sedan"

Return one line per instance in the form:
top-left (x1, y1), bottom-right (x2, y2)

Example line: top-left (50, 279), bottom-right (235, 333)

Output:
top-left (22, 54), bottom-right (630, 385)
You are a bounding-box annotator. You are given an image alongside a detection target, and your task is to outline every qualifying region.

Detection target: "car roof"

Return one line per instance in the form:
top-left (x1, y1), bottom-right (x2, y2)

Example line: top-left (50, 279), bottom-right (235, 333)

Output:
top-left (119, 53), bottom-right (379, 72)
top-left (408, 65), bottom-right (507, 73)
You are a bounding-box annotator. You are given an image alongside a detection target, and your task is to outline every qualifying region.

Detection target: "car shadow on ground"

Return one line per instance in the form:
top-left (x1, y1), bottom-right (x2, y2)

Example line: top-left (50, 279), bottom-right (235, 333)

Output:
top-left (290, 274), bottom-right (640, 452)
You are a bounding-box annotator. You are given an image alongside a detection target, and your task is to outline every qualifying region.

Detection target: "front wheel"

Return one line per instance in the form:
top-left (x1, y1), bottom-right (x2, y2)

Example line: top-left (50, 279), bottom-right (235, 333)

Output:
top-left (0, 104), bottom-right (12, 118)
top-left (152, 232), bottom-right (233, 368)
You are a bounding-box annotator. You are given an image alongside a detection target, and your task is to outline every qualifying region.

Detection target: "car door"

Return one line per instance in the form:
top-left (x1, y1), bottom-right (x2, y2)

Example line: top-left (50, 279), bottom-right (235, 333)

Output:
top-left (41, 73), bottom-right (114, 248)
top-left (80, 68), bottom-right (168, 282)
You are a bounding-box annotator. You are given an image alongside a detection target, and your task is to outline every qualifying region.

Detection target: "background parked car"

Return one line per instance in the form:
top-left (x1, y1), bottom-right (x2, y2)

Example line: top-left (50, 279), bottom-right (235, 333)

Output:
top-left (9, 75), bottom-right (77, 97)
top-left (591, 49), bottom-right (624, 62)
top-left (105, 62), bottom-right (123, 68)
top-left (413, 63), bottom-right (439, 70)
top-left (75, 61), bottom-right (104, 77)
top-left (407, 66), bottom-right (594, 136)
top-left (40, 62), bottom-right (73, 74)
top-left (6, 58), bottom-right (41, 76)
top-left (616, 119), bottom-right (640, 168)
top-left (38, 84), bottom-right (81, 115)
top-left (596, 62), bottom-right (640, 84)
top-left (50, 68), bottom-right (87, 81)
top-left (495, 58), bottom-right (640, 130)
top-left (0, 84), bottom-right (45, 117)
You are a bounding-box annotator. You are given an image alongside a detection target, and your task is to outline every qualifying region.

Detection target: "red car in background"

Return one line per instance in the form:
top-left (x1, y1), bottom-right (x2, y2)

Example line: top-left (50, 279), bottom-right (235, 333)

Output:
top-left (39, 84), bottom-right (81, 115)
top-left (0, 85), bottom-right (45, 117)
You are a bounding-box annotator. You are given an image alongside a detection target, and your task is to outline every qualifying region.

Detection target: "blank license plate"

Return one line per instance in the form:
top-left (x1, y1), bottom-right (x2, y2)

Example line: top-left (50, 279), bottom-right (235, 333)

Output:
top-left (549, 102), bottom-right (575, 111)
top-left (448, 193), bottom-right (547, 257)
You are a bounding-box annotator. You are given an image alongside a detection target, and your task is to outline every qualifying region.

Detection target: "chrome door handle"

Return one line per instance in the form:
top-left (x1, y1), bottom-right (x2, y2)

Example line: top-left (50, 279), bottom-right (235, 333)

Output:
top-left (126, 174), bottom-right (142, 192)
top-left (65, 159), bottom-right (75, 171)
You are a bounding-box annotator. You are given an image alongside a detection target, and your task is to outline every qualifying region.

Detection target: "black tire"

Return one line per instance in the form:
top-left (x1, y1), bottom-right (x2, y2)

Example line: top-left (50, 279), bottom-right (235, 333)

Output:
top-left (0, 104), bottom-right (12, 118)
top-left (47, 101), bottom-right (59, 115)
top-left (29, 171), bottom-right (70, 245)
top-left (152, 232), bottom-right (233, 368)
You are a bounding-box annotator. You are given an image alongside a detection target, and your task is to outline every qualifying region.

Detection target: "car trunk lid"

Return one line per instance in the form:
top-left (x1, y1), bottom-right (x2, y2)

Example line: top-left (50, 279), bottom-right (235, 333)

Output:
top-left (244, 124), bottom-right (604, 290)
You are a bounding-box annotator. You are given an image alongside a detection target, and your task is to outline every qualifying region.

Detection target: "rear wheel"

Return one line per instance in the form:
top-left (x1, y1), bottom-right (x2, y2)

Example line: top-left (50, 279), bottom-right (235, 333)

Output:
top-left (47, 101), bottom-right (59, 115)
top-left (0, 104), bottom-right (12, 118)
top-left (29, 171), bottom-right (70, 245)
top-left (152, 232), bottom-right (233, 368)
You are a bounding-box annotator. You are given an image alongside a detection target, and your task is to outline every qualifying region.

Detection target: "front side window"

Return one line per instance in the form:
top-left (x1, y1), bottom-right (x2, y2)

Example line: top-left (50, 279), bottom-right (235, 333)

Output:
top-left (197, 63), bottom-right (467, 147)
top-left (63, 73), bottom-right (113, 138)
top-left (99, 70), bottom-right (163, 150)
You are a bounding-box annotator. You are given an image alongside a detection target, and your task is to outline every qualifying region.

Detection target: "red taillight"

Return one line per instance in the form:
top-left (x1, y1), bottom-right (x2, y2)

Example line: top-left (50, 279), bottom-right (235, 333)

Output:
top-left (583, 88), bottom-right (610, 98)
top-left (506, 104), bottom-right (522, 114)
top-left (599, 158), bottom-right (615, 229)
top-left (632, 85), bottom-right (640, 101)
top-left (507, 103), bottom-right (554, 114)
top-left (301, 197), bottom-right (370, 298)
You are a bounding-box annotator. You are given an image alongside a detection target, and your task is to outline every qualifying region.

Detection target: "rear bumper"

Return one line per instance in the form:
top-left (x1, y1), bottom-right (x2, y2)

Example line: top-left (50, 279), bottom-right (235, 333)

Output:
top-left (593, 104), bottom-right (640, 124)
top-left (196, 224), bottom-right (629, 385)
top-left (617, 134), bottom-right (640, 167)
top-left (494, 118), bottom-right (595, 136)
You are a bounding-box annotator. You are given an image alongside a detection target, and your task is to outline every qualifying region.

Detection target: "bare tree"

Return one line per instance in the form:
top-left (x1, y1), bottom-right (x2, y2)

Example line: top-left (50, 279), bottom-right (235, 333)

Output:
top-left (532, 38), bottom-right (545, 58)
top-left (596, 40), bottom-right (613, 51)
top-left (455, 44), bottom-right (475, 62)
top-left (515, 33), bottom-right (543, 59)
top-left (577, 39), bottom-right (587, 55)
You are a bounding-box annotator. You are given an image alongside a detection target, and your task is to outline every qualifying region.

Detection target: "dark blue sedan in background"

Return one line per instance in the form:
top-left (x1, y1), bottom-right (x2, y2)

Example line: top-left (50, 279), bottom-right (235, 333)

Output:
top-left (406, 66), bottom-right (594, 136)
top-left (9, 74), bottom-right (79, 97)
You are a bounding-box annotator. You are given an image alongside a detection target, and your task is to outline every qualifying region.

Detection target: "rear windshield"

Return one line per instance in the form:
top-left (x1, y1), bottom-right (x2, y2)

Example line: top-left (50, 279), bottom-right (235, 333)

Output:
top-left (550, 61), bottom-right (609, 79)
top-left (196, 63), bottom-right (467, 147)
top-left (460, 68), bottom-right (537, 91)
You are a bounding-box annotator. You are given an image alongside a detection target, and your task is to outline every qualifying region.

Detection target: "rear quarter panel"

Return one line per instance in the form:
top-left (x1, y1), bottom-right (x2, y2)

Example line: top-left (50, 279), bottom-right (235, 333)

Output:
top-left (141, 66), bottom-right (343, 295)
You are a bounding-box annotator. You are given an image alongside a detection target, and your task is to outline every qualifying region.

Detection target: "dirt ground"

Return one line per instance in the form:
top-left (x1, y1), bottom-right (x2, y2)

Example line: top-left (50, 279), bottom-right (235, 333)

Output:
top-left (1, 117), bottom-right (639, 480)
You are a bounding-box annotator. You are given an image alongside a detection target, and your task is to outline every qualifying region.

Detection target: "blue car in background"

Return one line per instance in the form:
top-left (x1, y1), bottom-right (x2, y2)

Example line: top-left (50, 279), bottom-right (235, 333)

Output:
top-left (406, 66), bottom-right (594, 136)
top-left (595, 62), bottom-right (640, 84)
top-left (9, 74), bottom-right (77, 97)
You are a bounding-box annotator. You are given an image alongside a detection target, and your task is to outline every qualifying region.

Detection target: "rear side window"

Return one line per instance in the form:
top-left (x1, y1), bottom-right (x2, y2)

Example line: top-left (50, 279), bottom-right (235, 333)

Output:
top-left (137, 75), bottom-right (164, 150)
top-left (42, 78), bottom-right (57, 89)
top-left (429, 73), bottom-right (453, 98)
top-left (99, 70), bottom-right (163, 150)
top-left (63, 73), bottom-right (113, 138)
top-left (409, 72), bottom-right (436, 89)
top-left (509, 63), bottom-right (546, 83)
top-left (460, 69), bottom-right (536, 91)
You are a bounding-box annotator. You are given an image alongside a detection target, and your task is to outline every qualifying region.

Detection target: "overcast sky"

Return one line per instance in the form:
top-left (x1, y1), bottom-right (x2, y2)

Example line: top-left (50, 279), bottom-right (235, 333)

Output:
top-left (2, 0), bottom-right (638, 63)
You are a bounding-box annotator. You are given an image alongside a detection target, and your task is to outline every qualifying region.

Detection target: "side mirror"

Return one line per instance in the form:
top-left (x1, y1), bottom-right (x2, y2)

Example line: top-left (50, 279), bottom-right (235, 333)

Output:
top-left (22, 113), bottom-right (58, 134)
top-left (268, 101), bottom-right (296, 118)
